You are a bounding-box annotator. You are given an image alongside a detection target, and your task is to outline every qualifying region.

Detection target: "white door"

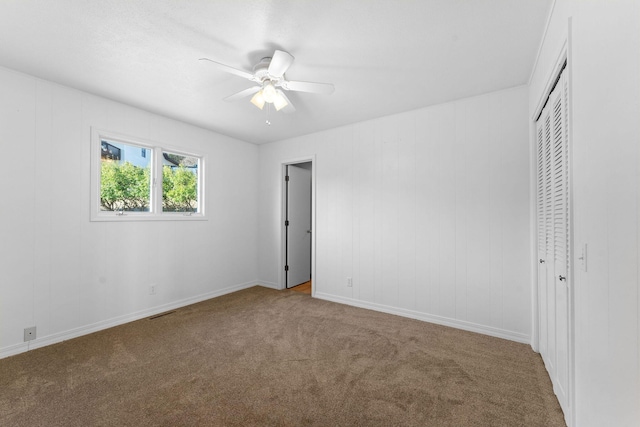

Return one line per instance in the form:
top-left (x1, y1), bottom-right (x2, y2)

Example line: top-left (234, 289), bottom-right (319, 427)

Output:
top-left (550, 72), bottom-right (570, 412)
top-left (544, 108), bottom-right (557, 376)
top-left (536, 122), bottom-right (549, 359)
top-left (536, 68), bottom-right (571, 418)
top-left (286, 164), bottom-right (312, 288)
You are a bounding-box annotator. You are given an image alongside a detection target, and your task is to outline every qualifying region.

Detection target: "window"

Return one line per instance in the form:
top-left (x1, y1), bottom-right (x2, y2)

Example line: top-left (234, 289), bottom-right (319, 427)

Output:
top-left (162, 152), bottom-right (200, 213)
top-left (100, 140), bottom-right (152, 212)
top-left (91, 128), bottom-right (205, 221)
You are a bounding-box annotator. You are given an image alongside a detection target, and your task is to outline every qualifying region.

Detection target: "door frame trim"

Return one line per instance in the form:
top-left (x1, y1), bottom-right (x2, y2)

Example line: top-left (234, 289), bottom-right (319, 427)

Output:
top-left (280, 155), bottom-right (316, 296)
top-left (530, 23), bottom-right (574, 427)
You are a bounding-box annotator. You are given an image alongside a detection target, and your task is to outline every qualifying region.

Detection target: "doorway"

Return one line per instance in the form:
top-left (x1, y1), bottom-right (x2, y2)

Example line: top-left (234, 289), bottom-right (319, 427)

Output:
top-left (534, 56), bottom-right (573, 425)
top-left (283, 161), bottom-right (313, 293)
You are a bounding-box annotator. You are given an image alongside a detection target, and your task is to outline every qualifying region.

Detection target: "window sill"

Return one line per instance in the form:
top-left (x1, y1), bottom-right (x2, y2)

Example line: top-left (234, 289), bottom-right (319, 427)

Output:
top-left (90, 213), bottom-right (207, 222)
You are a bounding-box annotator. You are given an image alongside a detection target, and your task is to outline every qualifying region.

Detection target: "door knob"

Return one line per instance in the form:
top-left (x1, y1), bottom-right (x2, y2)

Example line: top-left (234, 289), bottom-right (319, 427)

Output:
top-left (539, 259), bottom-right (545, 264)
top-left (559, 275), bottom-right (566, 281)
top-left (306, 230), bottom-right (312, 234)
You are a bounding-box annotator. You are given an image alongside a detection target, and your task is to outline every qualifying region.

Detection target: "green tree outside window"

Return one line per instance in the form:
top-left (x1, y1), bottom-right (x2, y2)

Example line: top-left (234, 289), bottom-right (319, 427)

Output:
top-left (100, 160), bottom-right (150, 211)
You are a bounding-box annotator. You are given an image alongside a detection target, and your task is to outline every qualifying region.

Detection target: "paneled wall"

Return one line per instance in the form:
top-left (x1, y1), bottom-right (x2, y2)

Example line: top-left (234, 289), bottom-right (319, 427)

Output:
top-left (258, 86), bottom-right (531, 342)
top-left (529, 1), bottom-right (640, 426)
top-left (0, 66), bottom-right (259, 357)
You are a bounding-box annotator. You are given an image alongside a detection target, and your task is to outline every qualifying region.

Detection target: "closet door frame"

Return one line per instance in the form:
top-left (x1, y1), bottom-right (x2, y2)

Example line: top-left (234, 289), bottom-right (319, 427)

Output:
top-left (530, 36), bottom-right (575, 427)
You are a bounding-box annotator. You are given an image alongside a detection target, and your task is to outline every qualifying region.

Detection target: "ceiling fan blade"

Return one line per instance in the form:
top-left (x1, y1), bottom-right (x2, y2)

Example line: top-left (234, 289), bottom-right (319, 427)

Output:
top-left (277, 90), bottom-right (296, 113)
top-left (282, 80), bottom-right (335, 95)
top-left (223, 86), bottom-right (261, 102)
top-left (199, 58), bottom-right (255, 80)
top-left (268, 50), bottom-right (294, 78)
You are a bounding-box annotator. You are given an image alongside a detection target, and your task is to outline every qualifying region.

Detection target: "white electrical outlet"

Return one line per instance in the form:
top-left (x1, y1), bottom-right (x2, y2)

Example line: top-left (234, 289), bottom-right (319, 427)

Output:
top-left (24, 326), bottom-right (36, 342)
top-left (149, 284), bottom-right (157, 295)
top-left (347, 277), bottom-right (353, 287)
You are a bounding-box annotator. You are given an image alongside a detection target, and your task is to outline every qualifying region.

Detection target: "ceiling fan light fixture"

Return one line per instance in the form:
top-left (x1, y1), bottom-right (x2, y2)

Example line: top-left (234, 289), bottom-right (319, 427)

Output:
top-left (262, 82), bottom-right (277, 103)
top-left (250, 91), bottom-right (265, 110)
top-left (202, 49), bottom-right (333, 117)
top-left (273, 90), bottom-right (288, 111)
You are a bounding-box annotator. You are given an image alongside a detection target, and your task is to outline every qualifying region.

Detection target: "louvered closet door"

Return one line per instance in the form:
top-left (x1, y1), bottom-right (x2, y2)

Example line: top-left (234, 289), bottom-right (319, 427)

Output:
top-left (544, 108), bottom-right (556, 375)
top-left (536, 69), bottom-right (570, 416)
top-left (536, 119), bottom-right (548, 359)
top-left (552, 72), bottom-right (570, 413)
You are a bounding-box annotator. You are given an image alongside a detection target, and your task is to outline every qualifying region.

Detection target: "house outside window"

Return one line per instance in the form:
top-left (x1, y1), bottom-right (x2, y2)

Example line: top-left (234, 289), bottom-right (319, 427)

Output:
top-left (101, 141), bottom-right (121, 161)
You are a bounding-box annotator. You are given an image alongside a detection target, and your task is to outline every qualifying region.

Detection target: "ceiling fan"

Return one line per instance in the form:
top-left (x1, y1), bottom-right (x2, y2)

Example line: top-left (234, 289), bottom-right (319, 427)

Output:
top-left (200, 49), bottom-right (334, 113)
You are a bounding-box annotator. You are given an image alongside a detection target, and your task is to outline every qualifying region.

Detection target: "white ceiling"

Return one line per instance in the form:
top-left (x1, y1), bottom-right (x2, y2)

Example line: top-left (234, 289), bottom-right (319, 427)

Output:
top-left (0, 0), bottom-right (552, 145)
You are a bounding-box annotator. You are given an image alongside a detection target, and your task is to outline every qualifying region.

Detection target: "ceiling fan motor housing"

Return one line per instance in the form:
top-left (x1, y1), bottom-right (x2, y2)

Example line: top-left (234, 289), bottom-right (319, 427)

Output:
top-left (253, 57), bottom-right (274, 82)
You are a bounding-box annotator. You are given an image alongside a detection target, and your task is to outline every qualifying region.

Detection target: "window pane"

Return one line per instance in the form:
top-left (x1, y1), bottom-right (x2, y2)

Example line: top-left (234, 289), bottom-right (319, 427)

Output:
top-left (100, 140), bottom-right (152, 212)
top-left (162, 152), bottom-right (199, 213)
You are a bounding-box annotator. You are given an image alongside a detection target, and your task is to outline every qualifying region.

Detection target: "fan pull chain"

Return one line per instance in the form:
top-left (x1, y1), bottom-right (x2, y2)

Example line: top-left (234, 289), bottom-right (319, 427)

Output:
top-left (265, 103), bottom-right (271, 126)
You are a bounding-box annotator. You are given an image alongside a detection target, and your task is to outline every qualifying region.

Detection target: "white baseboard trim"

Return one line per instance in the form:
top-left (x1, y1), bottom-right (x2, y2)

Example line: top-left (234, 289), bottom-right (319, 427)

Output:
top-left (0, 342), bottom-right (29, 359)
top-left (314, 292), bottom-right (530, 344)
top-left (257, 281), bottom-right (280, 290)
top-left (0, 281), bottom-right (259, 360)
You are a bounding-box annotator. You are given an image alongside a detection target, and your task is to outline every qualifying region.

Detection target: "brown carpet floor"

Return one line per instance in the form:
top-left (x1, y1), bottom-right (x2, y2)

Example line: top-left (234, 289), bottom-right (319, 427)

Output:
top-left (0, 286), bottom-right (565, 426)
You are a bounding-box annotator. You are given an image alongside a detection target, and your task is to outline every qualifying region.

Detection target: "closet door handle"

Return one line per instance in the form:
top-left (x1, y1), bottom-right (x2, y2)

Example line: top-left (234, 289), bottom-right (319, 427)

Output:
top-left (559, 275), bottom-right (566, 281)
top-left (539, 259), bottom-right (545, 264)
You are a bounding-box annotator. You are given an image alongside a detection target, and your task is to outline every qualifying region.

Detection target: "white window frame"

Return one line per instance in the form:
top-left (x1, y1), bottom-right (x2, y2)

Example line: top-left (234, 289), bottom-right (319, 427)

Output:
top-left (90, 127), bottom-right (206, 221)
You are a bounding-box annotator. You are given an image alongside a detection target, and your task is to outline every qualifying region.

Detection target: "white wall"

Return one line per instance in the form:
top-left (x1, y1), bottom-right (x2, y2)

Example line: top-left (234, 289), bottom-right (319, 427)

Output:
top-left (259, 86), bottom-right (531, 343)
top-left (529, 1), bottom-right (640, 426)
top-left (0, 66), bottom-right (259, 357)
